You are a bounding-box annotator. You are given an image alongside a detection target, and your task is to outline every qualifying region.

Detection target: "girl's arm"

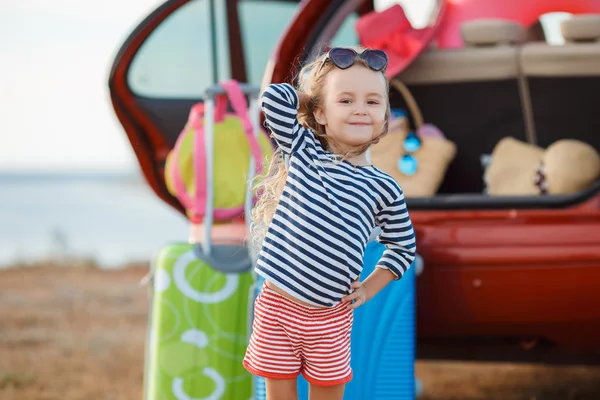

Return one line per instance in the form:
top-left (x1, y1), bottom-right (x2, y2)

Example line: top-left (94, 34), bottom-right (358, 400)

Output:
top-left (342, 188), bottom-right (416, 309)
top-left (373, 189), bottom-right (416, 279)
top-left (261, 83), bottom-right (308, 155)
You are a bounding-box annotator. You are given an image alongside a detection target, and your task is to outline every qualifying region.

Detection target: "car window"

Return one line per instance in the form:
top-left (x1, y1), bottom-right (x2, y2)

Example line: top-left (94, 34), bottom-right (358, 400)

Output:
top-left (128, 0), bottom-right (218, 98)
top-left (237, 0), bottom-right (299, 86)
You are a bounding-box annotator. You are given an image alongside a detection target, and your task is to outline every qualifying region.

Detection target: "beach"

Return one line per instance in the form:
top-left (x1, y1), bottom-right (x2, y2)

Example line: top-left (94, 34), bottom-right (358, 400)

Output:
top-left (2, 262), bottom-right (600, 400)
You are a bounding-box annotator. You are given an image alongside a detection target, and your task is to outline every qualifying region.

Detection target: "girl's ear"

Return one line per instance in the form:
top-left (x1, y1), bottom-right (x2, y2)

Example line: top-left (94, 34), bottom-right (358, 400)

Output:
top-left (314, 106), bottom-right (326, 125)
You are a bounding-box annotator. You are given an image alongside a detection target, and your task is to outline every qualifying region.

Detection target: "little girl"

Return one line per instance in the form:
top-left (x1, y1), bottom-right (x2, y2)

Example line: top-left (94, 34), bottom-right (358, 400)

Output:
top-left (243, 47), bottom-right (416, 400)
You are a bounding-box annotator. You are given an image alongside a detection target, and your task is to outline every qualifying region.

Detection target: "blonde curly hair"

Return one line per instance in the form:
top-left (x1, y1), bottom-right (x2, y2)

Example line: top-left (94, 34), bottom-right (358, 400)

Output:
top-left (250, 47), bottom-right (391, 251)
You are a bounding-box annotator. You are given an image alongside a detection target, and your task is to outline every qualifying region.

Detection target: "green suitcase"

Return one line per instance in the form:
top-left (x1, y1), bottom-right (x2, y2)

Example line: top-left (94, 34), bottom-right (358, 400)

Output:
top-left (144, 242), bottom-right (255, 400)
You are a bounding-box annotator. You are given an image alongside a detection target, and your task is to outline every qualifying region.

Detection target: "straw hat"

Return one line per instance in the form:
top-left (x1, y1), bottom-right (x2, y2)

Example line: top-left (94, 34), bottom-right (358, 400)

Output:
top-left (485, 137), bottom-right (600, 196)
top-left (544, 139), bottom-right (600, 195)
top-left (484, 137), bottom-right (545, 196)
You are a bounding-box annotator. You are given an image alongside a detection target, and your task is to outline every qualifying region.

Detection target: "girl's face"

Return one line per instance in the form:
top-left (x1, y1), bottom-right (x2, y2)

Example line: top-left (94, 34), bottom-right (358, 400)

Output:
top-left (314, 64), bottom-right (388, 153)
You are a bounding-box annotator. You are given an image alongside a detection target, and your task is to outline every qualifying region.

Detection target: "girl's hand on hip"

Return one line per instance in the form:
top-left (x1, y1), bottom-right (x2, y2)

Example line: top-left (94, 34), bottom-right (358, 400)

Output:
top-left (342, 280), bottom-right (369, 309)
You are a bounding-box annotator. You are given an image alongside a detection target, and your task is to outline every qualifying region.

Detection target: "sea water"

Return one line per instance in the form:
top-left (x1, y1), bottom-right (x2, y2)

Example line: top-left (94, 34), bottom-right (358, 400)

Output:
top-left (0, 171), bottom-right (189, 268)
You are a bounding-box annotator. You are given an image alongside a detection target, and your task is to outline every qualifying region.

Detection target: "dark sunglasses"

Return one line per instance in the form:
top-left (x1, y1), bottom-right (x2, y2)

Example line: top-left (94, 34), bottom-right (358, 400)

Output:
top-left (317, 48), bottom-right (389, 74)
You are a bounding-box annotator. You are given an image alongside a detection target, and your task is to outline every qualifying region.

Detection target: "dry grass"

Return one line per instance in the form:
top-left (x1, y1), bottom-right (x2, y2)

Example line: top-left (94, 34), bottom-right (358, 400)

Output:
top-left (0, 265), bottom-right (148, 400)
top-left (1, 264), bottom-right (599, 400)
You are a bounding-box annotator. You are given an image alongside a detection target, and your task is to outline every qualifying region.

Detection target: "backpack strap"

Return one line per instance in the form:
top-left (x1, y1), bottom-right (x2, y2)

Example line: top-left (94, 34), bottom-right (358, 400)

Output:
top-left (169, 97), bottom-right (228, 222)
top-left (220, 80), bottom-right (265, 175)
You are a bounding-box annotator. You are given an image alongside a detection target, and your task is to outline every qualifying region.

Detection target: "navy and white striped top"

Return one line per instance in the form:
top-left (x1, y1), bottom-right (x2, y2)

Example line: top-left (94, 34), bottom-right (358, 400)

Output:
top-left (256, 83), bottom-right (416, 307)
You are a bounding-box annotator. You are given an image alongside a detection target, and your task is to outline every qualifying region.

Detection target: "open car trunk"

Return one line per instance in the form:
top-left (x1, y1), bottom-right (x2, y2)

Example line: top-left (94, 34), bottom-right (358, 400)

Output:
top-left (109, 0), bottom-right (600, 358)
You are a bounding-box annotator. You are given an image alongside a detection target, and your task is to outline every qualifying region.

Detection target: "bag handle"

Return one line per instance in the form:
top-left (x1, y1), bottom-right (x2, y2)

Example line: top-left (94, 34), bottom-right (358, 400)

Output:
top-left (188, 97), bottom-right (228, 126)
top-left (390, 78), bottom-right (424, 129)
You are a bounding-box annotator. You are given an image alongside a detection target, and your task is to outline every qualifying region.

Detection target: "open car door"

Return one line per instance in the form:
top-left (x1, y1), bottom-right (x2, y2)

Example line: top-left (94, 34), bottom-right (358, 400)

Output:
top-left (108, 0), bottom-right (301, 215)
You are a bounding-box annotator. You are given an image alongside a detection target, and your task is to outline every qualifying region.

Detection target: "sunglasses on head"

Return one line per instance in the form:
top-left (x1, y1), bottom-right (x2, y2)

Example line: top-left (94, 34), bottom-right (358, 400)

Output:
top-left (317, 48), bottom-right (389, 74)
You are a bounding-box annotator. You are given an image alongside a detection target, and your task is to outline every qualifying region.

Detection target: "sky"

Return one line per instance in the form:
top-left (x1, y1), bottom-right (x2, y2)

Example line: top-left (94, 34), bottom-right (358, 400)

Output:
top-left (0, 0), bottom-right (567, 172)
top-left (0, 0), bottom-right (163, 172)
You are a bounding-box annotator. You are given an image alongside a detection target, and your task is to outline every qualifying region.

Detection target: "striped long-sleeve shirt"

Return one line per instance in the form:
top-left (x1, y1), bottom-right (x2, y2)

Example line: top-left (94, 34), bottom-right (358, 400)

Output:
top-left (256, 83), bottom-right (416, 307)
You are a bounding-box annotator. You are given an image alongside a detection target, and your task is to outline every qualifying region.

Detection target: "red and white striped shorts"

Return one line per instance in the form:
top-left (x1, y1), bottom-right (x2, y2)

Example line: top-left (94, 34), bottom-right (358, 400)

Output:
top-left (243, 283), bottom-right (354, 386)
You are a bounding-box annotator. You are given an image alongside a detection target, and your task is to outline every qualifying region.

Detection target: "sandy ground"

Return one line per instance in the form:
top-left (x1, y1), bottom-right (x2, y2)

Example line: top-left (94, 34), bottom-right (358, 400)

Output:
top-left (1, 263), bottom-right (600, 400)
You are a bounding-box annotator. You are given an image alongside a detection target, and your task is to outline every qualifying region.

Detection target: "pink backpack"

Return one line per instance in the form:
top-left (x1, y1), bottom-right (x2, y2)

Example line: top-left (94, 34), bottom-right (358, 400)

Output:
top-left (164, 80), bottom-right (273, 225)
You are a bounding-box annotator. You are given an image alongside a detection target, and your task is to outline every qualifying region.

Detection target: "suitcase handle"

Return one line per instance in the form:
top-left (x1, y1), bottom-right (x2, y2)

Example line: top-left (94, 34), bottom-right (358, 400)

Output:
top-left (197, 81), bottom-right (262, 271)
top-left (205, 83), bottom-right (260, 98)
top-left (193, 244), bottom-right (253, 273)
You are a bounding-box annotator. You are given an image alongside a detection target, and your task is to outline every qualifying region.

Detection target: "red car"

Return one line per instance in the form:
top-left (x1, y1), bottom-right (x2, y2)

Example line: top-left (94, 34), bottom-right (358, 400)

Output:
top-left (109, 0), bottom-right (600, 361)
